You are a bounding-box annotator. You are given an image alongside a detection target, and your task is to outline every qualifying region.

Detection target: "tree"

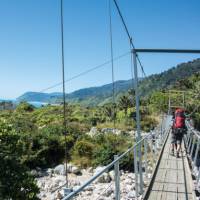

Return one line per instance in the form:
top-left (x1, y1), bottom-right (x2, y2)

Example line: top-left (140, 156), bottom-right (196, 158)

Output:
top-left (149, 91), bottom-right (168, 112)
top-left (103, 103), bottom-right (116, 121)
top-left (16, 102), bottom-right (35, 112)
top-left (128, 88), bottom-right (135, 97)
top-left (0, 130), bottom-right (39, 200)
top-left (0, 154), bottom-right (39, 200)
top-left (118, 95), bottom-right (132, 117)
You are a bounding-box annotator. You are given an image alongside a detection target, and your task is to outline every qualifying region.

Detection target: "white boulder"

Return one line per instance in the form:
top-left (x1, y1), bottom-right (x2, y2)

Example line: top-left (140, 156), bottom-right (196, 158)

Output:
top-left (54, 164), bottom-right (65, 175)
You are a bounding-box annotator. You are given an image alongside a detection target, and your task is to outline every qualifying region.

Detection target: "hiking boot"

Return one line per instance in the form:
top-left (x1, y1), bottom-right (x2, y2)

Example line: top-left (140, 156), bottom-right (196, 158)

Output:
top-left (170, 150), bottom-right (174, 156)
top-left (176, 152), bottom-right (180, 158)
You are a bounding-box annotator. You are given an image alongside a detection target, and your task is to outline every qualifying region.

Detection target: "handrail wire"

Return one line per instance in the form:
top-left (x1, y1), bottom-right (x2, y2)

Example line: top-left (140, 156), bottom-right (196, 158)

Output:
top-left (62, 130), bottom-right (161, 200)
top-left (143, 125), bottom-right (171, 200)
top-left (183, 121), bottom-right (199, 199)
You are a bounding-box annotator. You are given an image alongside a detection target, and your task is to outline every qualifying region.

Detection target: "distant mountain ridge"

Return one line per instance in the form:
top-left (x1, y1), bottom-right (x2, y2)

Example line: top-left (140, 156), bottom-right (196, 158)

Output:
top-left (17, 80), bottom-right (135, 106)
top-left (17, 58), bottom-right (200, 106)
top-left (17, 92), bottom-right (62, 103)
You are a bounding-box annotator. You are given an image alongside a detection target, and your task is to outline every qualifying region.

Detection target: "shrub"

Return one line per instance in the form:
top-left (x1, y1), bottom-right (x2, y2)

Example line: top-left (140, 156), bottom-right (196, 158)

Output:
top-left (72, 138), bottom-right (95, 168)
top-left (141, 116), bottom-right (157, 132)
top-left (0, 129), bottom-right (39, 200)
top-left (93, 134), bottom-right (133, 169)
top-left (16, 102), bottom-right (35, 112)
top-left (23, 131), bottom-right (74, 168)
top-left (9, 114), bottom-right (37, 134)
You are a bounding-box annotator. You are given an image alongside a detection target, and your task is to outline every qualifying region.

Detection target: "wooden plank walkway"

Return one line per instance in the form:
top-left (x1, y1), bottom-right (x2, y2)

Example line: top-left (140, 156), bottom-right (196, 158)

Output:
top-left (147, 133), bottom-right (195, 200)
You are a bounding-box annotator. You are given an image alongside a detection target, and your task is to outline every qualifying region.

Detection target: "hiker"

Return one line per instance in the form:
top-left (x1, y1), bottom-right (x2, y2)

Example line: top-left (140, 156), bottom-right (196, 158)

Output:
top-left (170, 108), bottom-right (187, 158)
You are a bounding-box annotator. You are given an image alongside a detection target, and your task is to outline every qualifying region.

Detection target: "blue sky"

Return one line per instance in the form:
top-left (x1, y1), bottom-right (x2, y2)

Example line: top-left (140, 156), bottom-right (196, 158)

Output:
top-left (0, 0), bottom-right (200, 99)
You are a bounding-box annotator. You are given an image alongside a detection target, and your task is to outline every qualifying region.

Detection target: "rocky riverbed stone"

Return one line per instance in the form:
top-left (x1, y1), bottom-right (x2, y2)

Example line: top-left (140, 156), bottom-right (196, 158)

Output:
top-left (36, 164), bottom-right (150, 200)
top-left (96, 173), bottom-right (111, 183)
top-left (54, 164), bottom-right (65, 175)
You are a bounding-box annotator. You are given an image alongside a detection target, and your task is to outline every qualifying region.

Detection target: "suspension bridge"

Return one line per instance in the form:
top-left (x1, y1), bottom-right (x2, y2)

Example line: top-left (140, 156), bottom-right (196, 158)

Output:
top-left (61, 114), bottom-right (200, 200)
top-left (39, 0), bottom-right (200, 199)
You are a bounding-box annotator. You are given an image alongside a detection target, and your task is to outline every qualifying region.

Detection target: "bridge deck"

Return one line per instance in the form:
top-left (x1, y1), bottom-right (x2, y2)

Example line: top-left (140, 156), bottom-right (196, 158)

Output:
top-left (147, 134), bottom-right (194, 200)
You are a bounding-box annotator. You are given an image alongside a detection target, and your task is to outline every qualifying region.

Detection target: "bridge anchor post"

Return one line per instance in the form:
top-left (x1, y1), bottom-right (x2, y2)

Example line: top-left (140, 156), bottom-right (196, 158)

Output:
top-left (132, 49), bottom-right (143, 195)
top-left (134, 146), bottom-right (139, 197)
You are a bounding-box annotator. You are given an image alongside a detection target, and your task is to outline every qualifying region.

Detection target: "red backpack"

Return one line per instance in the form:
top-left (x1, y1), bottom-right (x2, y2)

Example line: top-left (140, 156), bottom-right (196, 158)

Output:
top-left (174, 108), bottom-right (185, 128)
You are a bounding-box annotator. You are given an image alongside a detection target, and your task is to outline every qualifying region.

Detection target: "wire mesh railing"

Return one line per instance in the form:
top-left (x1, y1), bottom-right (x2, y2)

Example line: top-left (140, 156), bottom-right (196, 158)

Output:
top-left (184, 121), bottom-right (200, 192)
top-left (62, 115), bottom-right (172, 200)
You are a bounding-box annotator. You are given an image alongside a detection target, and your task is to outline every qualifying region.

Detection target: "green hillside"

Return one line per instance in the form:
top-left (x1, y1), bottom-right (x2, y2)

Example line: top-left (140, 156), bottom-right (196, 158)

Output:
top-left (17, 58), bottom-right (200, 106)
top-left (17, 80), bottom-right (134, 106)
top-left (139, 58), bottom-right (200, 96)
top-left (148, 71), bottom-right (200, 129)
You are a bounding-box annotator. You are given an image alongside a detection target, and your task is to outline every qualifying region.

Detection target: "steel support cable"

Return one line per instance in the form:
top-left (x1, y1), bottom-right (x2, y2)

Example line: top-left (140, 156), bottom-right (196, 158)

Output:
top-left (18, 51), bottom-right (130, 103)
top-left (129, 40), bottom-right (135, 90)
top-left (129, 41), bottom-right (136, 116)
top-left (112, 0), bottom-right (146, 77)
top-left (26, 51), bottom-right (130, 95)
top-left (136, 54), bottom-right (146, 78)
top-left (109, 0), bottom-right (116, 128)
top-left (60, 0), bottom-right (68, 187)
top-left (139, 56), bottom-right (145, 96)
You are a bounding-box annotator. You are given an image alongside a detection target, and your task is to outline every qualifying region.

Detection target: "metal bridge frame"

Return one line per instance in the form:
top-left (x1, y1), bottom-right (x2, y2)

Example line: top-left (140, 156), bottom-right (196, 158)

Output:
top-left (134, 49), bottom-right (200, 54)
top-left (132, 48), bottom-right (200, 199)
top-left (62, 116), bottom-right (171, 200)
top-left (168, 90), bottom-right (185, 114)
top-left (132, 48), bottom-right (200, 117)
top-left (131, 48), bottom-right (200, 199)
top-left (62, 49), bottom-right (200, 199)
top-left (132, 48), bottom-right (200, 128)
top-left (185, 121), bottom-right (200, 183)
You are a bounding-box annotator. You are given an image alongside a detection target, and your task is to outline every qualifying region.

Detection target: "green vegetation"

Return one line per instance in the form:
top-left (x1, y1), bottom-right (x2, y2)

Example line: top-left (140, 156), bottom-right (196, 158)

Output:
top-left (0, 98), bottom-right (157, 199)
top-left (71, 133), bottom-right (133, 168)
top-left (1, 58), bottom-right (200, 199)
top-left (145, 72), bottom-right (200, 129)
top-left (0, 120), bottom-right (39, 200)
top-left (174, 72), bottom-right (200, 129)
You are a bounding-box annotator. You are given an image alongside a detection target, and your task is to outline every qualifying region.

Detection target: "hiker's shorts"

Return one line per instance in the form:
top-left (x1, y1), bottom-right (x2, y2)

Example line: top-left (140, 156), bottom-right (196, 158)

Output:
top-left (171, 129), bottom-right (184, 145)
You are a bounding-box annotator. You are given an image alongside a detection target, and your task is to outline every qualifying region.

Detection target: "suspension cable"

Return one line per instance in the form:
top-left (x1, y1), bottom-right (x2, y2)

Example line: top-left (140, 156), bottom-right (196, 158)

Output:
top-left (129, 39), bottom-right (136, 114)
top-left (112, 0), bottom-right (146, 77)
top-left (130, 38), bottom-right (135, 90)
top-left (18, 51), bottom-right (130, 102)
top-left (136, 54), bottom-right (146, 78)
top-left (109, 0), bottom-right (116, 128)
top-left (39, 51), bottom-right (130, 93)
top-left (60, 0), bottom-right (68, 187)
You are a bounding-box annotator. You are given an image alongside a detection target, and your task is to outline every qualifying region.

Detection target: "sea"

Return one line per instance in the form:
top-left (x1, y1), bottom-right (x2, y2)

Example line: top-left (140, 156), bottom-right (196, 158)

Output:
top-left (0, 99), bottom-right (52, 108)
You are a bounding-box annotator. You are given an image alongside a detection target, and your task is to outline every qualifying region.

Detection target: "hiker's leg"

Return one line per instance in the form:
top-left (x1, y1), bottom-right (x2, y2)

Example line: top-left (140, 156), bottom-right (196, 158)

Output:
top-left (177, 143), bottom-right (181, 153)
top-left (171, 143), bottom-right (174, 150)
top-left (176, 135), bottom-right (182, 157)
top-left (176, 143), bottom-right (181, 158)
top-left (175, 143), bottom-right (177, 151)
top-left (170, 133), bottom-right (176, 155)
